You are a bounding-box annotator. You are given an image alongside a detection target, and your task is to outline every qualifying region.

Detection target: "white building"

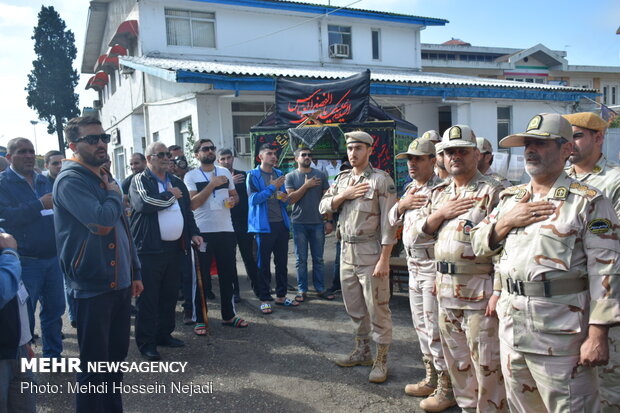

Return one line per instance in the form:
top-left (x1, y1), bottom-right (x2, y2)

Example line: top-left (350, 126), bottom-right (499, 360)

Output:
top-left (81, 0), bottom-right (597, 180)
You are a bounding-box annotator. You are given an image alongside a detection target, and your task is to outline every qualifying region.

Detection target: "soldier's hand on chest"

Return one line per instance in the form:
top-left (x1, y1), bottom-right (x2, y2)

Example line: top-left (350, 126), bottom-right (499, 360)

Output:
top-left (436, 194), bottom-right (475, 220)
top-left (341, 181), bottom-right (370, 200)
top-left (499, 192), bottom-right (556, 230)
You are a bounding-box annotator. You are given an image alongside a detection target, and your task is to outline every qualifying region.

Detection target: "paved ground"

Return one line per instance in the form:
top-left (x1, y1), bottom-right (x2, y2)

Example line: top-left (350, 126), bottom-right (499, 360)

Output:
top-left (33, 234), bottom-right (460, 412)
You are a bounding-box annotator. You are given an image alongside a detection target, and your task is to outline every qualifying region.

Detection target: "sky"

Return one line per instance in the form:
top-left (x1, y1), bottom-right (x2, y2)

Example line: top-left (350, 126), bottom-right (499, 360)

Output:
top-left (0, 0), bottom-right (619, 155)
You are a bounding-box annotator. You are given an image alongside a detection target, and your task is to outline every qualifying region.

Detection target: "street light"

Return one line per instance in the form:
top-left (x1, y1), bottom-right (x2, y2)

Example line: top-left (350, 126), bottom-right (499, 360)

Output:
top-left (30, 120), bottom-right (38, 155)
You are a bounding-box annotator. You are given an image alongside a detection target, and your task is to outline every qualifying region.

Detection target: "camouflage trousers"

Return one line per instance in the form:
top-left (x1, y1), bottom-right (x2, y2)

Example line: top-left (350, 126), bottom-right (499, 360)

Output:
top-left (407, 256), bottom-right (446, 371)
top-left (600, 326), bottom-right (620, 412)
top-left (340, 262), bottom-right (392, 344)
top-left (438, 307), bottom-right (506, 412)
top-left (500, 341), bottom-right (600, 412)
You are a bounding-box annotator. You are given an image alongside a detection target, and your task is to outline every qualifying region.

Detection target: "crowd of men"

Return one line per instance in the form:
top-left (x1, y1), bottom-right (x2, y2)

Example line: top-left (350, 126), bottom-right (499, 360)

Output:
top-left (0, 111), bottom-right (619, 413)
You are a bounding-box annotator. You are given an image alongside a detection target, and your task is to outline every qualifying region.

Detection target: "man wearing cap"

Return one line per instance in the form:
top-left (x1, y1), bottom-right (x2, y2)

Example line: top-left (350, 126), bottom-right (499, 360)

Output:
top-left (388, 138), bottom-right (456, 411)
top-left (412, 125), bottom-right (506, 412)
top-left (476, 137), bottom-right (511, 189)
top-left (319, 131), bottom-right (397, 384)
top-left (470, 113), bottom-right (620, 412)
top-left (422, 130), bottom-right (450, 181)
top-left (564, 111), bottom-right (620, 412)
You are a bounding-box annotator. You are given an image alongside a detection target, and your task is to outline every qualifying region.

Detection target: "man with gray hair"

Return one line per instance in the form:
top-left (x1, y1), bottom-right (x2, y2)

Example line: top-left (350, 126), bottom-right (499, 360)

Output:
top-left (129, 141), bottom-right (202, 360)
top-left (0, 137), bottom-right (64, 359)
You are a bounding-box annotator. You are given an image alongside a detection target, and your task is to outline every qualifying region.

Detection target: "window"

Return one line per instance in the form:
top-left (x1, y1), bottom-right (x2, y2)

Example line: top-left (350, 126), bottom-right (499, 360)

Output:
top-left (232, 102), bottom-right (271, 155)
top-left (165, 9), bottom-right (215, 48)
top-left (613, 87), bottom-right (617, 105)
top-left (603, 86), bottom-right (609, 104)
top-left (497, 106), bottom-right (512, 140)
top-left (175, 117), bottom-right (192, 148)
top-left (328, 25), bottom-right (351, 59)
top-left (152, 131), bottom-right (159, 142)
top-left (506, 77), bottom-right (545, 84)
top-left (371, 29), bottom-right (380, 60)
top-left (109, 71), bottom-right (117, 95)
top-left (113, 147), bottom-right (126, 180)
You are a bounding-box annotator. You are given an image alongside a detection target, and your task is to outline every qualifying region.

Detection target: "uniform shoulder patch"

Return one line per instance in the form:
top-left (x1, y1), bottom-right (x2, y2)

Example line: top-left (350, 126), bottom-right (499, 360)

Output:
top-left (568, 181), bottom-right (601, 200)
top-left (588, 218), bottom-right (612, 234)
top-left (500, 184), bottom-right (527, 199)
top-left (432, 179), bottom-right (450, 191)
top-left (387, 183), bottom-right (397, 194)
top-left (479, 175), bottom-right (501, 188)
top-left (334, 169), bottom-right (352, 182)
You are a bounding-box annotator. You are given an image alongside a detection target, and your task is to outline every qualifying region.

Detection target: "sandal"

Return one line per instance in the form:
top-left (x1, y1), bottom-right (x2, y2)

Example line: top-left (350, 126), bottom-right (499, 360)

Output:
top-left (275, 297), bottom-right (300, 307)
top-left (193, 323), bottom-right (207, 336)
top-left (222, 316), bottom-right (249, 328)
top-left (260, 303), bottom-right (272, 315)
top-left (294, 292), bottom-right (306, 302)
top-left (318, 290), bottom-right (336, 301)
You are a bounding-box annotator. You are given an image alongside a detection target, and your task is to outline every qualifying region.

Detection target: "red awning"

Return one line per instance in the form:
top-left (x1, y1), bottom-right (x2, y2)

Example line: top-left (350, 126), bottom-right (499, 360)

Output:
top-left (95, 54), bottom-right (108, 72)
top-left (85, 71), bottom-right (109, 91)
top-left (108, 44), bottom-right (127, 57)
top-left (108, 20), bottom-right (139, 47)
top-left (101, 56), bottom-right (119, 74)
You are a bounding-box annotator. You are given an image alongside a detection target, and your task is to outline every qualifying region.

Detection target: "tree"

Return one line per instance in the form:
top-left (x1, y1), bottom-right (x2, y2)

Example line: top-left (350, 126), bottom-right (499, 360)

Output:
top-left (26, 6), bottom-right (80, 155)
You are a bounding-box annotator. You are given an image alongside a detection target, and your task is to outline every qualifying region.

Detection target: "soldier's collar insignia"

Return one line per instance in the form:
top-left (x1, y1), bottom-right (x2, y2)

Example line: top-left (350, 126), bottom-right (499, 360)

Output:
top-left (527, 115), bottom-right (542, 131)
top-left (449, 126), bottom-right (462, 140)
top-left (553, 187), bottom-right (568, 200)
top-left (588, 218), bottom-right (611, 234)
top-left (592, 165), bottom-right (602, 174)
top-left (515, 188), bottom-right (527, 200)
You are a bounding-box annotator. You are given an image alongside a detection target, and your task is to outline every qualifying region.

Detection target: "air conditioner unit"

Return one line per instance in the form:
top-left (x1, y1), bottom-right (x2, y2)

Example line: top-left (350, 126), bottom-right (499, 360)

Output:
top-left (93, 100), bottom-right (102, 109)
top-left (329, 43), bottom-right (349, 58)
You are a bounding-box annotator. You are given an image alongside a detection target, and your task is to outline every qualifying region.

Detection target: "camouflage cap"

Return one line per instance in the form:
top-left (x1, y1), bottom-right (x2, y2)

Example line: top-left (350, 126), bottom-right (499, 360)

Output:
top-left (441, 125), bottom-right (477, 149)
top-left (395, 138), bottom-right (436, 159)
top-left (563, 112), bottom-right (608, 132)
top-left (420, 130), bottom-right (441, 143)
top-left (500, 113), bottom-right (573, 148)
top-left (345, 131), bottom-right (373, 146)
top-left (476, 137), bottom-right (493, 154)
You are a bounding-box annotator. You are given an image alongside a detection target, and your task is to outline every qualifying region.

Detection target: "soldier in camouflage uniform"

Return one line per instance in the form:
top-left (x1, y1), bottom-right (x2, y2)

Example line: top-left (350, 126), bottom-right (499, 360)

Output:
top-left (476, 137), bottom-right (511, 189)
top-left (319, 131), bottom-right (397, 383)
top-left (388, 138), bottom-right (456, 411)
top-left (412, 125), bottom-right (506, 412)
top-left (564, 111), bottom-right (620, 412)
top-left (471, 113), bottom-right (620, 412)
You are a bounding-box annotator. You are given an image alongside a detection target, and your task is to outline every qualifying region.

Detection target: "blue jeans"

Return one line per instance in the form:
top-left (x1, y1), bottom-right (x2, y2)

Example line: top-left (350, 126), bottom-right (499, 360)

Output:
top-left (20, 256), bottom-right (65, 358)
top-left (293, 223), bottom-right (325, 293)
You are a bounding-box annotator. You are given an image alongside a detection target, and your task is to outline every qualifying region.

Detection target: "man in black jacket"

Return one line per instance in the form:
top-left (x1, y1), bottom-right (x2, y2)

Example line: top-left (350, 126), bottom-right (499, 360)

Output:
top-left (129, 142), bottom-right (202, 361)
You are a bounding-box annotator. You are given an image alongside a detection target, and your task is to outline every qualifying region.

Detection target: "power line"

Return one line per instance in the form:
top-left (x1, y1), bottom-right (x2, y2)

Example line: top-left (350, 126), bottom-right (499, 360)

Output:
top-left (219, 0), bottom-right (362, 50)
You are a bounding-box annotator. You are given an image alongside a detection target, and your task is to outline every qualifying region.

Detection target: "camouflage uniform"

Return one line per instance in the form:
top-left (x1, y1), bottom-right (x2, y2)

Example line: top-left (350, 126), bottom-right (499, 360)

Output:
top-left (485, 171), bottom-right (512, 189)
top-left (389, 174), bottom-right (446, 371)
top-left (319, 164), bottom-right (397, 344)
top-left (412, 171), bottom-right (507, 412)
top-left (567, 155), bottom-right (620, 412)
top-left (471, 173), bottom-right (620, 412)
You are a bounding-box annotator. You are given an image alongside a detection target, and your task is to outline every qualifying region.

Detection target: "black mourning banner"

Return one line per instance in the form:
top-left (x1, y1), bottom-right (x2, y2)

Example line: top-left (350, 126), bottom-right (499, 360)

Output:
top-left (275, 70), bottom-right (370, 125)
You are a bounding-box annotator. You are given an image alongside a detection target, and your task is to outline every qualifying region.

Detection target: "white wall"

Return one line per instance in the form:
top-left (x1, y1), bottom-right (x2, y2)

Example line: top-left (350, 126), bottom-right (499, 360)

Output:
top-left (403, 102), bottom-right (436, 134)
top-left (138, 0), bottom-right (422, 70)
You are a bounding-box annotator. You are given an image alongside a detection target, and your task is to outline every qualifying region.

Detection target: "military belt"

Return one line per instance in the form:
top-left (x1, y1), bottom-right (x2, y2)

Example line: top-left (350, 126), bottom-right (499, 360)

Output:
top-left (502, 277), bottom-right (588, 298)
top-left (340, 234), bottom-right (378, 244)
top-left (436, 261), bottom-right (493, 275)
top-left (406, 246), bottom-right (434, 260)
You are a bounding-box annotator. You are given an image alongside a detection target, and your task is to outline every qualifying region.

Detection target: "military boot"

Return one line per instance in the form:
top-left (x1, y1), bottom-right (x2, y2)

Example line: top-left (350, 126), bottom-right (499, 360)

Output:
top-left (368, 343), bottom-right (389, 383)
top-left (419, 370), bottom-right (457, 412)
top-left (335, 336), bottom-right (373, 367)
top-left (405, 356), bottom-right (437, 397)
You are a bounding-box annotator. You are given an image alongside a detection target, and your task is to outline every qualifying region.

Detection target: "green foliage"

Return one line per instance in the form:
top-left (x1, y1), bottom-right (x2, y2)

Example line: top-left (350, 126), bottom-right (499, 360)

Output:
top-left (610, 116), bottom-right (620, 129)
top-left (184, 121), bottom-right (199, 168)
top-left (26, 6), bottom-right (80, 152)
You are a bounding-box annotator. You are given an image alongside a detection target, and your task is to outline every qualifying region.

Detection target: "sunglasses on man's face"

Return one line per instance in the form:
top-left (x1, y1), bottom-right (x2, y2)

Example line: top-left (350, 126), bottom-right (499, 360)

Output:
top-left (75, 134), bottom-right (111, 145)
top-left (199, 146), bottom-right (216, 152)
top-left (152, 152), bottom-right (172, 159)
top-left (299, 153), bottom-right (312, 158)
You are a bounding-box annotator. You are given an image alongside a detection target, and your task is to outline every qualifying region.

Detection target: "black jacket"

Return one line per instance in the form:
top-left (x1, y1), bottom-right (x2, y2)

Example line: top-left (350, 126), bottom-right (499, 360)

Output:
top-left (129, 168), bottom-right (199, 254)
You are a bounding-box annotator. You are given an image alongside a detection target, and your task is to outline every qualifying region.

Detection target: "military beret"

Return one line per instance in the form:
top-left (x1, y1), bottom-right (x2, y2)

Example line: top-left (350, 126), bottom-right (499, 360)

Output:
top-left (500, 113), bottom-right (573, 148)
top-left (345, 131), bottom-right (373, 146)
top-left (563, 112), bottom-right (608, 132)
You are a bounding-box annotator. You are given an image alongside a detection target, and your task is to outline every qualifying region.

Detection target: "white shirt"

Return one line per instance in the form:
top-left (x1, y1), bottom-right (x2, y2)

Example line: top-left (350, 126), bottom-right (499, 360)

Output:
top-left (184, 166), bottom-right (235, 233)
top-left (155, 180), bottom-right (184, 241)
